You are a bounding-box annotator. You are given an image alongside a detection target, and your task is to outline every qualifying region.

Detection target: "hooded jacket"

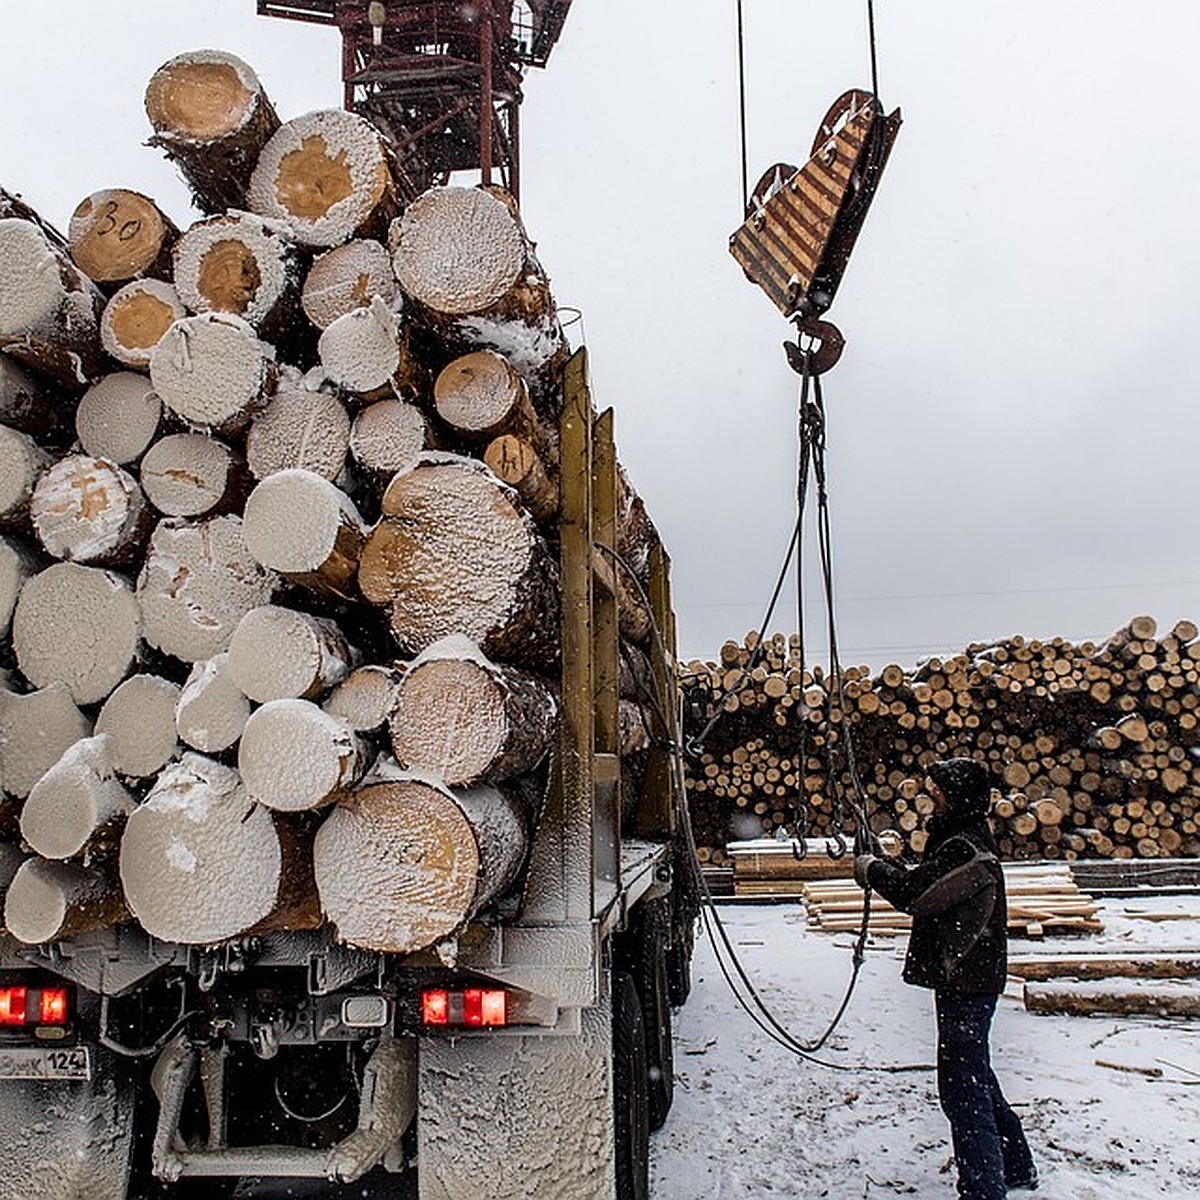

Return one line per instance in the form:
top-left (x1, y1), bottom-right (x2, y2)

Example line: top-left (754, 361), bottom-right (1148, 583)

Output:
top-left (865, 761), bottom-right (1008, 994)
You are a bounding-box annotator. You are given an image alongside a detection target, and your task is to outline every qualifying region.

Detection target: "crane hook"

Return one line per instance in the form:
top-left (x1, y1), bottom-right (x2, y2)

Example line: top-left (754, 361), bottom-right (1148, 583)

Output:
top-left (825, 831), bottom-right (849, 860)
top-left (790, 836), bottom-right (809, 863)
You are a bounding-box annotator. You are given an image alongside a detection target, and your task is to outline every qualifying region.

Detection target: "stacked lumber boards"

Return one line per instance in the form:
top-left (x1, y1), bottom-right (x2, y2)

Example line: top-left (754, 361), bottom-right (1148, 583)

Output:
top-left (0, 51), bottom-right (662, 956)
top-left (683, 615), bottom-right (1200, 866)
top-left (801, 862), bottom-right (1103, 939)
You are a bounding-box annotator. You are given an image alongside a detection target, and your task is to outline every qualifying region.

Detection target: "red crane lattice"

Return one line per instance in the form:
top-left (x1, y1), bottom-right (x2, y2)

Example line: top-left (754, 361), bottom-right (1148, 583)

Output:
top-left (257, 1), bottom-right (574, 201)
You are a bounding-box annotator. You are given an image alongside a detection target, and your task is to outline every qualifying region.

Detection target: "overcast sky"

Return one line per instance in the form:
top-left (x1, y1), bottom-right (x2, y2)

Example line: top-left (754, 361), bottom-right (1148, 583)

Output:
top-left (1, 2), bottom-right (1197, 667)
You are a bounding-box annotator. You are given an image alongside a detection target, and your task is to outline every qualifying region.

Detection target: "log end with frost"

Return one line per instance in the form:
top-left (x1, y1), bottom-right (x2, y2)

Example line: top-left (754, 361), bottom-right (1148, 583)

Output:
top-left (137, 514), bottom-right (278, 663)
top-left (302, 238), bottom-right (398, 330)
top-left (242, 469), bottom-right (365, 599)
top-left (324, 664), bottom-right (402, 733)
top-left (149, 312), bottom-right (275, 434)
top-left (100, 279), bottom-right (187, 370)
top-left (175, 653), bottom-right (250, 754)
top-left (0, 683), bottom-right (91, 799)
top-left (348, 398), bottom-right (428, 478)
top-left (248, 109), bottom-right (398, 248)
top-left (139, 433), bottom-right (246, 518)
top-left (0, 424), bottom-right (51, 528)
top-left (227, 604), bottom-right (359, 703)
top-left (358, 455), bottom-right (560, 665)
top-left (317, 296), bottom-right (401, 397)
top-left (13, 562), bottom-right (140, 704)
top-left (145, 50), bottom-right (280, 214)
top-left (30, 454), bottom-right (151, 566)
top-left (75, 373), bottom-right (163, 465)
top-left (96, 674), bottom-right (181, 778)
top-left (5, 858), bottom-right (129, 945)
top-left (239, 698), bottom-right (364, 812)
top-left (68, 189), bottom-right (176, 284)
top-left (245, 373), bottom-right (350, 482)
top-left (0, 536), bottom-right (39, 637)
top-left (313, 778), bottom-right (527, 954)
top-left (118, 754), bottom-right (289, 944)
top-left (389, 637), bottom-right (556, 787)
top-left (20, 734), bottom-right (134, 862)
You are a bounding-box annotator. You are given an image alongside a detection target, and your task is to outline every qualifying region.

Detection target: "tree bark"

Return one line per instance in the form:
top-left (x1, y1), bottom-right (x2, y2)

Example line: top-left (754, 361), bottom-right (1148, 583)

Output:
top-left (20, 734), bottom-right (134, 862)
top-left (313, 777), bottom-right (528, 954)
top-left (95, 674), bottom-right (182, 779)
top-left (100, 279), bottom-right (186, 370)
top-left (358, 454), bottom-right (560, 666)
top-left (248, 109), bottom-right (400, 248)
top-left (238, 698), bottom-right (366, 812)
top-left (1024, 979), bottom-right (1200, 1018)
top-left (227, 604), bottom-right (360, 703)
top-left (75, 372), bottom-right (163, 465)
top-left (68, 189), bottom-right (177, 284)
top-left (4, 858), bottom-right (129, 945)
top-left (0, 354), bottom-right (68, 440)
top-left (136, 515), bottom-right (278, 663)
top-left (145, 50), bottom-right (281, 215)
top-left (242, 470), bottom-right (366, 601)
top-left (12, 561), bottom-right (141, 705)
top-left (388, 639), bottom-right (557, 787)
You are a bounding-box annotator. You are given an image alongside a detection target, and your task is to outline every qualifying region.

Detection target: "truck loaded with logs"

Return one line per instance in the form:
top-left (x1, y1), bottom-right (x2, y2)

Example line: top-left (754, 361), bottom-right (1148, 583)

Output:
top-left (0, 41), bottom-right (697, 1200)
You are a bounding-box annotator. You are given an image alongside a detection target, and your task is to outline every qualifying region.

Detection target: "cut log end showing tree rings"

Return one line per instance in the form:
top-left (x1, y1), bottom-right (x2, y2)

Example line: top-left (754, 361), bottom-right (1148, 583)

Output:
top-left (68, 189), bottom-right (177, 284)
top-left (227, 604), bottom-right (359, 703)
top-left (75, 372), bottom-right (163, 465)
top-left (302, 238), bottom-right (398, 331)
top-left (313, 778), bottom-right (526, 954)
top-left (101, 279), bottom-right (186, 370)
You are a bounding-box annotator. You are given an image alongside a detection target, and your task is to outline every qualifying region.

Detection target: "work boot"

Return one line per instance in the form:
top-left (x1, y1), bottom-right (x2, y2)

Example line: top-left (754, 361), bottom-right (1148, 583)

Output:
top-left (1005, 1169), bottom-right (1038, 1191)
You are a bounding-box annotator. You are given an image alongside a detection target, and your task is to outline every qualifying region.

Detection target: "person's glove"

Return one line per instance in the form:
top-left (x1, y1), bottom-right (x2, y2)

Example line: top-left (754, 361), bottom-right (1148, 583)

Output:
top-left (853, 853), bottom-right (877, 889)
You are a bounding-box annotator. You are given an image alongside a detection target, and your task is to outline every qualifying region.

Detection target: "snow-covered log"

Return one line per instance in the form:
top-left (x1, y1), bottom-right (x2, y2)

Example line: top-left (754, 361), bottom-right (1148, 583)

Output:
top-left (0, 844), bottom-right (24, 926)
top-left (245, 372), bottom-right (350, 482)
top-left (95, 674), bottom-right (181, 779)
top-left (0, 212), bottom-right (107, 389)
top-left (75, 372), bottom-right (163, 464)
top-left (100, 279), bottom-right (186, 370)
top-left (4, 858), bottom-right (130, 945)
top-left (301, 238), bottom-right (398, 330)
top-left (388, 639), bottom-right (556, 787)
top-left (248, 109), bottom-right (399, 248)
top-left (227, 604), bottom-right (360, 703)
top-left (317, 296), bottom-right (402, 398)
top-left (12, 562), bottom-right (140, 704)
top-left (174, 653), bottom-right (250, 755)
top-left (239, 698), bottom-right (365, 812)
top-left (30, 455), bottom-right (152, 566)
top-left (390, 186), bottom-right (567, 411)
top-left (358, 455), bottom-right (559, 665)
top-left (313, 777), bottom-right (528, 954)
top-left (137, 515), bottom-right (277, 663)
top-left (139, 432), bottom-right (249, 518)
top-left (20, 735), bottom-right (134, 862)
top-left (0, 424), bottom-right (51, 528)
top-left (0, 683), bottom-right (91, 799)
top-left (0, 535), bottom-right (39, 636)
top-left (434, 349), bottom-right (547, 447)
top-left (145, 50), bottom-right (281, 215)
top-left (483, 433), bottom-right (558, 523)
top-left (324, 664), bottom-right (403, 733)
top-left (68, 189), bottom-right (177, 284)
top-left (149, 312), bottom-right (276, 435)
top-left (348, 397), bottom-right (430, 478)
top-left (119, 754), bottom-right (317, 944)
top-left (241, 469), bottom-right (366, 600)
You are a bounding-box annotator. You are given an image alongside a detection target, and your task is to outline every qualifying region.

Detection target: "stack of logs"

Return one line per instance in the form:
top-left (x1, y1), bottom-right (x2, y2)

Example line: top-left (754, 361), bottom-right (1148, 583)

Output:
top-left (683, 615), bottom-right (1200, 866)
top-left (0, 51), bottom-right (660, 954)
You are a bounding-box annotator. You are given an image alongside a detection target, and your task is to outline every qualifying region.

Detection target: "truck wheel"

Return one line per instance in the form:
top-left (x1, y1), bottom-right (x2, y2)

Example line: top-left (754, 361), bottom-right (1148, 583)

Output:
top-left (666, 911), bottom-right (695, 1008)
top-left (612, 972), bottom-right (650, 1200)
top-left (636, 903), bottom-right (675, 1131)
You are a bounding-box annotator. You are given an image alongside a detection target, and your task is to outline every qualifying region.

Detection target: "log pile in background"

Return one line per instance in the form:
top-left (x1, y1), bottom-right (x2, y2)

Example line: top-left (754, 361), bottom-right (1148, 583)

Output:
top-left (683, 615), bottom-right (1200, 866)
top-left (0, 50), bottom-right (662, 955)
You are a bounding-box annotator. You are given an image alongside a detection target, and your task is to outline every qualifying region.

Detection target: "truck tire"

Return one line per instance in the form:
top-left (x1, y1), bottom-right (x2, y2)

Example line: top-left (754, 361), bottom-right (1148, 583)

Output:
top-left (635, 902), bottom-right (675, 1131)
top-left (612, 972), bottom-right (650, 1200)
top-left (666, 909), bottom-right (695, 1008)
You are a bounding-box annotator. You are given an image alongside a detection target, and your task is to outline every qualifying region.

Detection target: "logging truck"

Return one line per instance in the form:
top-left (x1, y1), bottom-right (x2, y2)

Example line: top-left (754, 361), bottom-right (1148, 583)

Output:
top-left (0, 349), bottom-right (697, 1200)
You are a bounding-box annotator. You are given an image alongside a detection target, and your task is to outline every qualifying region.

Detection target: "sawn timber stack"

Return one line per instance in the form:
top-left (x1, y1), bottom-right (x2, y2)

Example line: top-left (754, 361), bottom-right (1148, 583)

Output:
top-left (0, 49), bottom-right (668, 958)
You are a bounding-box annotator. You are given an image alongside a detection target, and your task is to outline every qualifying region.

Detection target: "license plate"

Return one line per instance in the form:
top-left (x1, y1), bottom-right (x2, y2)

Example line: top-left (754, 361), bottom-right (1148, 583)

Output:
top-left (0, 1045), bottom-right (91, 1081)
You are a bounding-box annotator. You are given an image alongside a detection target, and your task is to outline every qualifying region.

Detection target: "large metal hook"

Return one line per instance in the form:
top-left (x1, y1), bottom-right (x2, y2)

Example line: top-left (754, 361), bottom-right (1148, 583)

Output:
top-left (790, 836), bottom-right (808, 862)
top-left (825, 831), bottom-right (849, 860)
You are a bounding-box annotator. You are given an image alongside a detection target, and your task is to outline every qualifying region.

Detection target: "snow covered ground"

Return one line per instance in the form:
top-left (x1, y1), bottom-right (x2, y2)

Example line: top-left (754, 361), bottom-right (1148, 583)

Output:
top-left (652, 897), bottom-right (1200, 1199)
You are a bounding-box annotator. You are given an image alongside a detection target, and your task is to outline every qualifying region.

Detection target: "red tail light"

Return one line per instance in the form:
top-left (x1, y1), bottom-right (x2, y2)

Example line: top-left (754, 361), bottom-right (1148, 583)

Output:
top-left (0, 987), bottom-right (27, 1027)
top-left (39, 987), bottom-right (70, 1026)
top-left (422, 987), bottom-right (508, 1028)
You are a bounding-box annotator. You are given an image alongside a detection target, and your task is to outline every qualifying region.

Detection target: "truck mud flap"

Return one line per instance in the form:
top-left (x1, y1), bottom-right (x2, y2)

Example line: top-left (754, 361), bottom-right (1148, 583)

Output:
top-left (0, 1043), bottom-right (135, 1200)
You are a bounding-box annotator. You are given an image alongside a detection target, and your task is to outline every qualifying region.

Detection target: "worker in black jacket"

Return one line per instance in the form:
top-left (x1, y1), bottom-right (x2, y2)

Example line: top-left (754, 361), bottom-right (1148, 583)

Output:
top-left (854, 757), bottom-right (1036, 1200)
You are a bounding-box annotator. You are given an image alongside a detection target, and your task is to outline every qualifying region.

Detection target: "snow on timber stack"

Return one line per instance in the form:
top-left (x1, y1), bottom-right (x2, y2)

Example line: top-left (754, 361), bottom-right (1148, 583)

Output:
top-left (0, 51), bottom-right (661, 954)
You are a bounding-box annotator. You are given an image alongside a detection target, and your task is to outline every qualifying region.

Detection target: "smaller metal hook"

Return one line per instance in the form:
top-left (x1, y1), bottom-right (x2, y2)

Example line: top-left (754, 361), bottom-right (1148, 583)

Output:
top-left (825, 831), bottom-right (849, 860)
top-left (790, 837), bottom-right (808, 862)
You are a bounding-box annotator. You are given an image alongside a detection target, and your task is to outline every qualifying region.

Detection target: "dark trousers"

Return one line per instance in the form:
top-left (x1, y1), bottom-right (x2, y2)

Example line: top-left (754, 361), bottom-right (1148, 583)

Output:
top-left (934, 991), bottom-right (1035, 1200)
